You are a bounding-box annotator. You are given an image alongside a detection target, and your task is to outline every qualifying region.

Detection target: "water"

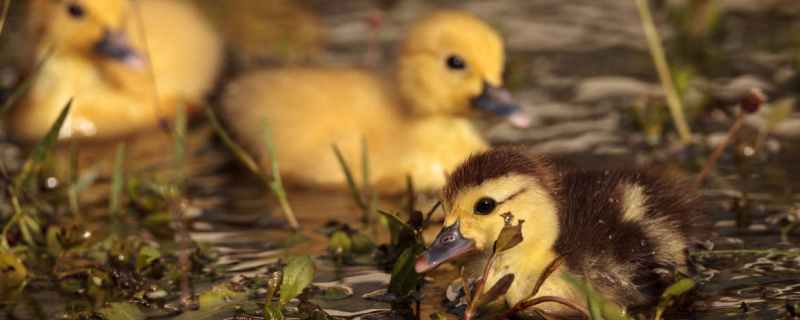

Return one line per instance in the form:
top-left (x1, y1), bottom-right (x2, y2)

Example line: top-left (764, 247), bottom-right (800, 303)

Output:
top-left (3, 0), bottom-right (800, 319)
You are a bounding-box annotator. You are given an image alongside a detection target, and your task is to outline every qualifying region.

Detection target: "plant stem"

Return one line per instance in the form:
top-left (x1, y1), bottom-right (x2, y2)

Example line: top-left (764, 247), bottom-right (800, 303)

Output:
top-left (694, 112), bottom-right (746, 187)
top-left (0, 43), bottom-right (57, 119)
top-left (464, 253), bottom-right (498, 320)
top-left (498, 296), bottom-right (590, 319)
top-left (1, 188), bottom-right (24, 250)
top-left (691, 249), bottom-right (800, 258)
top-left (461, 266), bottom-right (472, 303)
top-left (333, 144), bottom-right (366, 212)
top-left (262, 121), bottom-right (299, 230)
top-left (67, 142), bottom-right (80, 222)
top-left (635, 0), bottom-right (693, 143)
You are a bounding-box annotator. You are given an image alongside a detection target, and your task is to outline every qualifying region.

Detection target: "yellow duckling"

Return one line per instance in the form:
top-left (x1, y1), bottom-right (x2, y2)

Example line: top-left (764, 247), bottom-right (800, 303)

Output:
top-left (416, 147), bottom-right (709, 316)
top-left (8, 0), bottom-right (223, 140)
top-left (221, 10), bottom-right (530, 194)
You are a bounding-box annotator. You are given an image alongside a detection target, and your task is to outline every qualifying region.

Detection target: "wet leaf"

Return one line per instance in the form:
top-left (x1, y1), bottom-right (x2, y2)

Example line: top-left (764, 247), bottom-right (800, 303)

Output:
top-left (197, 282), bottom-right (249, 309)
top-left (653, 278), bottom-right (696, 320)
top-left (135, 246), bottom-right (161, 272)
top-left (265, 271), bottom-right (282, 302)
top-left (264, 304), bottom-right (284, 320)
top-left (525, 251), bottom-right (569, 300)
top-left (97, 302), bottom-right (146, 320)
top-left (0, 253), bottom-right (27, 292)
top-left (328, 231), bottom-right (352, 256)
top-left (279, 255), bottom-right (316, 308)
top-left (493, 220), bottom-right (525, 254)
top-left (12, 99), bottom-right (72, 195)
top-left (322, 287), bottom-right (351, 300)
top-left (297, 301), bottom-right (323, 320)
top-left (430, 313), bottom-right (448, 320)
top-left (350, 233), bottom-right (373, 254)
top-left (387, 244), bottom-right (425, 299)
top-left (477, 273), bottom-right (514, 306)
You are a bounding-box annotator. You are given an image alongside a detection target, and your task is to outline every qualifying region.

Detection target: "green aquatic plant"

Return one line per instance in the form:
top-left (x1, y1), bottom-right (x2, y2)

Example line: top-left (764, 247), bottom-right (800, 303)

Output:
top-left (634, 0), bottom-right (693, 144)
top-left (205, 107), bottom-right (299, 229)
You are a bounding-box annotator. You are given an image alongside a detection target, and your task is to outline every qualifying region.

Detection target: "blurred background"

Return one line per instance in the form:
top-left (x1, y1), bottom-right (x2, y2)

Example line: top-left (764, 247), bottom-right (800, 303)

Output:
top-left (0, 0), bottom-right (799, 319)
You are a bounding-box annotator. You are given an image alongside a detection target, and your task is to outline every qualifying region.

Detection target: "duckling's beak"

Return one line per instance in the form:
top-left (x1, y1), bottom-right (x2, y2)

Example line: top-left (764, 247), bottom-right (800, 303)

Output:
top-left (415, 221), bottom-right (476, 273)
top-left (471, 82), bottom-right (531, 129)
top-left (94, 29), bottom-right (145, 70)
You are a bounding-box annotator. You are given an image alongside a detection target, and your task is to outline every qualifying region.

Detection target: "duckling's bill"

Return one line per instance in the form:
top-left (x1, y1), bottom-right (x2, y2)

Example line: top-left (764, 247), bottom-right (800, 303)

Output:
top-left (94, 29), bottom-right (144, 70)
top-left (472, 82), bottom-right (531, 129)
top-left (415, 220), bottom-right (476, 273)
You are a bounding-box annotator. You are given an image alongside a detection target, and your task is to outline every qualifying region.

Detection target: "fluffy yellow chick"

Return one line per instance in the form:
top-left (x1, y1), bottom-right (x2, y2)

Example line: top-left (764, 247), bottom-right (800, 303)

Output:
top-left (416, 147), bottom-right (709, 316)
top-left (221, 10), bottom-right (530, 193)
top-left (8, 0), bottom-right (223, 140)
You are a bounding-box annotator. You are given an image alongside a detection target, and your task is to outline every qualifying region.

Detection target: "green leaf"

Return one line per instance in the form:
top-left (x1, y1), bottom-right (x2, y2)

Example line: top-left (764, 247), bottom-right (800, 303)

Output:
top-left (297, 301), bottom-right (324, 320)
top-left (387, 244), bottom-right (425, 299)
top-left (477, 273), bottom-right (514, 306)
top-left (0, 253), bottom-right (27, 292)
top-left (328, 231), bottom-right (352, 256)
top-left (430, 313), bottom-right (448, 320)
top-left (265, 271), bottom-right (283, 302)
top-left (0, 43), bottom-right (57, 119)
top-left (763, 98), bottom-right (795, 131)
top-left (279, 255), bottom-right (316, 308)
top-left (493, 219), bottom-right (525, 254)
top-left (98, 302), bottom-right (146, 320)
top-left (264, 304), bottom-right (284, 320)
top-left (563, 274), bottom-right (632, 320)
top-left (136, 246), bottom-right (161, 271)
top-left (350, 233), bottom-right (373, 255)
top-left (12, 99), bottom-right (72, 195)
top-left (109, 142), bottom-right (126, 220)
top-left (653, 278), bottom-right (696, 320)
top-left (74, 163), bottom-right (104, 193)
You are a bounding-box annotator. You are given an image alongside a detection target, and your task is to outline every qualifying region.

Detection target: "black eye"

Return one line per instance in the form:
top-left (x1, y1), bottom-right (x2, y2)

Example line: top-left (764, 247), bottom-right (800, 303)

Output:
top-left (446, 55), bottom-right (466, 70)
top-left (68, 3), bottom-right (85, 18)
top-left (474, 197), bottom-right (496, 215)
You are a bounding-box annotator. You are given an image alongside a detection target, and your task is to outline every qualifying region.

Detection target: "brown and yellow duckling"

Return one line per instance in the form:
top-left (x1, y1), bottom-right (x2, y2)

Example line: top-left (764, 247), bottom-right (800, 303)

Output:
top-left (416, 147), bottom-right (709, 316)
top-left (220, 10), bottom-right (530, 194)
top-left (9, 0), bottom-right (222, 140)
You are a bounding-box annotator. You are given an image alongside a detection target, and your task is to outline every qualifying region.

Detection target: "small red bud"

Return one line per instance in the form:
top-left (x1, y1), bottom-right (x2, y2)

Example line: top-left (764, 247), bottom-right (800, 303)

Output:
top-left (741, 88), bottom-right (767, 114)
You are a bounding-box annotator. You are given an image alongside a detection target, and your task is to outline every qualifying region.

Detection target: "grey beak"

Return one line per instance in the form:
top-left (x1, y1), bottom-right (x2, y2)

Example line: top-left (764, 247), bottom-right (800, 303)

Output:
top-left (94, 29), bottom-right (144, 70)
top-left (471, 82), bottom-right (531, 129)
top-left (415, 221), bottom-right (476, 273)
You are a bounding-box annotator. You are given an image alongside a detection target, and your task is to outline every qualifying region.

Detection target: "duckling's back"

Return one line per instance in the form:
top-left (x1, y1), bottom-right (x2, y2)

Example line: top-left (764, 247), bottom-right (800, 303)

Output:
top-left (555, 167), bottom-right (709, 307)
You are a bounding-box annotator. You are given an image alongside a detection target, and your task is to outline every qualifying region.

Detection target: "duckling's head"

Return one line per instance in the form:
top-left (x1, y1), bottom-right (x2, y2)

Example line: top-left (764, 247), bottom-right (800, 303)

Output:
top-left (396, 10), bottom-right (530, 128)
top-left (29, 0), bottom-right (143, 69)
top-left (416, 147), bottom-right (559, 273)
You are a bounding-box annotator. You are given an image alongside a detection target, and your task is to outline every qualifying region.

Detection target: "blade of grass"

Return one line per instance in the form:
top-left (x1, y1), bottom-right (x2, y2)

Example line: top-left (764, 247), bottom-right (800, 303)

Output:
top-left (12, 98), bottom-right (72, 195)
top-left (173, 99), bottom-right (186, 190)
top-left (262, 121), bottom-right (299, 230)
top-left (333, 144), bottom-right (366, 211)
top-left (204, 107), bottom-right (266, 183)
top-left (0, 0), bottom-right (10, 36)
top-left (109, 142), bottom-right (125, 232)
top-left (67, 142), bottom-right (80, 221)
top-left (1, 186), bottom-right (24, 250)
top-left (361, 137), bottom-right (369, 194)
top-left (634, 0), bottom-right (692, 144)
top-left (0, 43), bottom-right (57, 119)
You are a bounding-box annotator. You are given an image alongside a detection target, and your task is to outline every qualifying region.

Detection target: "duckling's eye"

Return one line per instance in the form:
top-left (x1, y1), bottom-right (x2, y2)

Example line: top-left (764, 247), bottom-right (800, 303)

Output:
top-left (68, 3), bottom-right (85, 18)
top-left (446, 55), bottom-right (466, 70)
top-left (474, 197), bottom-right (496, 215)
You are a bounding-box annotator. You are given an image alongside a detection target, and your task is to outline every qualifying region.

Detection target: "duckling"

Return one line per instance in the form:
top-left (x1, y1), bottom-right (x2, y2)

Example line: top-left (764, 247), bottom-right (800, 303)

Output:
top-left (415, 147), bottom-right (709, 316)
top-left (8, 0), bottom-right (222, 140)
top-left (220, 10), bottom-right (530, 194)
